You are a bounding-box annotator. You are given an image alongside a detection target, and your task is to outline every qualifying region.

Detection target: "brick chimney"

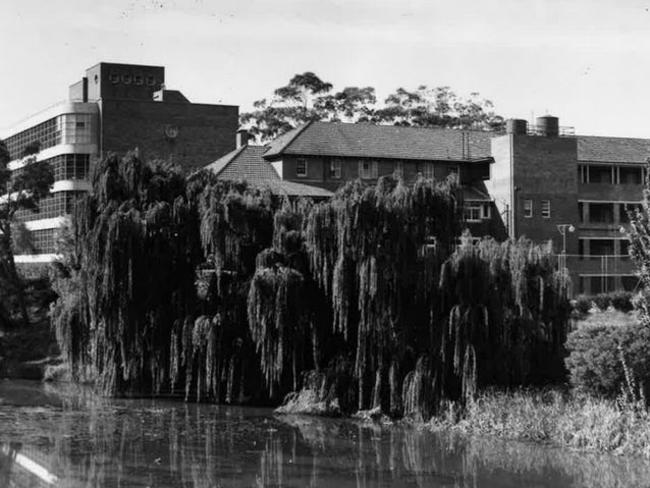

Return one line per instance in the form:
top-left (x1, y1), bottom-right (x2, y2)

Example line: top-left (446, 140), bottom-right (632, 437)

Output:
top-left (236, 129), bottom-right (249, 148)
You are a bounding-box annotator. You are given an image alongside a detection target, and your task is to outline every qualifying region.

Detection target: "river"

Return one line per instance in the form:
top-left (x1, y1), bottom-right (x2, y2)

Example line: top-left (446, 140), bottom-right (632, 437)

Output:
top-left (1, 380), bottom-right (650, 487)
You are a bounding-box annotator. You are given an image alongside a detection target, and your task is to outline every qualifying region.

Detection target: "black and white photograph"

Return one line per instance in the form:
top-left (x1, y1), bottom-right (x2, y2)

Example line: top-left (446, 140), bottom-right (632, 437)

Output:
top-left (2, 1), bottom-right (650, 486)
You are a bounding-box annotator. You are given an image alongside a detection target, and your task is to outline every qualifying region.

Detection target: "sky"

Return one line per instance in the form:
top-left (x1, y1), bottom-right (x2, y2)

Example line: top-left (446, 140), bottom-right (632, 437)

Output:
top-left (2, 0), bottom-right (650, 137)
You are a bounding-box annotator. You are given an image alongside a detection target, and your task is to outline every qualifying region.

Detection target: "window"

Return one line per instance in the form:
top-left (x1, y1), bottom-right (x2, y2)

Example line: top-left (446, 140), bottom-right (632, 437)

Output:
top-left (422, 162), bottom-right (435, 179)
top-left (134, 74), bottom-right (144, 86)
top-left (122, 74), bottom-right (132, 85)
top-left (464, 204), bottom-right (482, 222)
top-left (330, 159), bottom-right (342, 179)
top-left (109, 73), bottom-right (120, 84)
top-left (146, 75), bottom-right (156, 86)
top-left (523, 199), bottom-right (533, 218)
top-left (394, 161), bottom-right (404, 178)
top-left (359, 160), bottom-right (378, 179)
top-left (464, 202), bottom-right (491, 222)
top-left (541, 200), bottom-right (551, 218)
top-left (296, 159), bottom-right (307, 177)
top-left (447, 165), bottom-right (459, 181)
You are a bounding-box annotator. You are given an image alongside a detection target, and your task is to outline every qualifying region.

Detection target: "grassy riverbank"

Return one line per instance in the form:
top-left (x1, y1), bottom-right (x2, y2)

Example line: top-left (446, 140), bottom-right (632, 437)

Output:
top-left (429, 389), bottom-right (650, 458)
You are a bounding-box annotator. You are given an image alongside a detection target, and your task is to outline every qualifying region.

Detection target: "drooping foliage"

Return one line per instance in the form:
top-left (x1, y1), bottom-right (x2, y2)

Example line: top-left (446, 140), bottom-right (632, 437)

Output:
top-left (438, 237), bottom-right (571, 404)
top-left (51, 153), bottom-right (199, 395)
top-left (52, 158), bottom-right (570, 418)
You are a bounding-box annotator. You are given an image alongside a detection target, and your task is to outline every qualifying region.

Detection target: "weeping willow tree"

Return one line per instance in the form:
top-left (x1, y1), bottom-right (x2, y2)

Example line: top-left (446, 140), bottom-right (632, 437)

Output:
top-left (51, 154), bottom-right (200, 395)
top-left (437, 236), bottom-right (571, 407)
top-left (52, 161), bottom-right (570, 414)
top-left (301, 176), bottom-right (464, 414)
top-left (181, 172), bottom-right (279, 403)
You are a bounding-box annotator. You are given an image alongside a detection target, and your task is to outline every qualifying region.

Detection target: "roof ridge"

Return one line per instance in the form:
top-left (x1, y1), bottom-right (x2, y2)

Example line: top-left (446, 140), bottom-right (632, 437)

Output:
top-left (311, 120), bottom-right (495, 134)
top-left (273, 120), bottom-right (315, 155)
top-left (212, 144), bottom-right (247, 176)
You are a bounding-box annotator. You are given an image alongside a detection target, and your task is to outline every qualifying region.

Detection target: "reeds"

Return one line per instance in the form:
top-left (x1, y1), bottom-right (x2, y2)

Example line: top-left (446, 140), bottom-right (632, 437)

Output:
top-left (432, 388), bottom-right (650, 458)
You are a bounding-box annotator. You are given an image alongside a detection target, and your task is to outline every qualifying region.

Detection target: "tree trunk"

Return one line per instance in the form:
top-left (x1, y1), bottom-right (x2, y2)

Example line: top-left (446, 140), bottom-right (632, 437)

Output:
top-left (389, 360), bottom-right (401, 417)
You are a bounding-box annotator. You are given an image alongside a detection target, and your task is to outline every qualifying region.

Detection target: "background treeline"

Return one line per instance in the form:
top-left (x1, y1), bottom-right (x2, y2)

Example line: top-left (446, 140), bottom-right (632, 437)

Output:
top-left (50, 154), bottom-right (570, 418)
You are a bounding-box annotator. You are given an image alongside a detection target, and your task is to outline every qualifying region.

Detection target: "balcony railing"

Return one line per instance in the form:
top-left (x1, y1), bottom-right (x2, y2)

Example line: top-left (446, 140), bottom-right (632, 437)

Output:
top-left (526, 125), bottom-right (576, 137)
top-left (558, 254), bottom-right (635, 275)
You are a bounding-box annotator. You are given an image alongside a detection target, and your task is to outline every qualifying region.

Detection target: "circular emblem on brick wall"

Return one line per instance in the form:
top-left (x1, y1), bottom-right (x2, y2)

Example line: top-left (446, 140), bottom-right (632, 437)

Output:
top-left (164, 125), bottom-right (179, 139)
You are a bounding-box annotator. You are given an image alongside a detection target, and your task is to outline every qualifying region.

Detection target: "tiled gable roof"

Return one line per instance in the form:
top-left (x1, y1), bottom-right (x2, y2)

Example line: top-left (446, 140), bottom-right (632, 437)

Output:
top-left (578, 135), bottom-right (650, 164)
top-left (263, 121), bottom-right (493, 162)
top-left (205, 145), bottom-right (333, 198)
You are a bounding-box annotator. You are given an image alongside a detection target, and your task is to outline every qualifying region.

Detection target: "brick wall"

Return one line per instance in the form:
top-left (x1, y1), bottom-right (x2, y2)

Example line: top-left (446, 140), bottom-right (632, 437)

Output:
top-left (100, 99), bottom-right (238, 173)
top-left (511, 135), bottom-right (579, 253)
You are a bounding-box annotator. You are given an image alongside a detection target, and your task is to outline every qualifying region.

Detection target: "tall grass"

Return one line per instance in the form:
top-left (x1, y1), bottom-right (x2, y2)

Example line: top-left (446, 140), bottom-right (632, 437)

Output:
top-left (430, 389), bottom-right (650, 458)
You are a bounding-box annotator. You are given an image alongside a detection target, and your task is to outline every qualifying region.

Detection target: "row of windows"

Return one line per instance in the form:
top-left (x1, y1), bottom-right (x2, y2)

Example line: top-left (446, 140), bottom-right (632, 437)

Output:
top-left (295, 158), bottom-right (459, 181)
top-left (11, 154), bottom-right (91, 183)
top-left (522, 199), bottom-right (642, 223)
top-left (523, 199), bottom-right (551, 219)
top-left (108, 72), bottom-right (158, 86)
top-left (5, 114), bottom-right (95, 161)
top-left (578, 164), bottom-right (645, 185)
top-left (14, 191), bottom-right (86, 223)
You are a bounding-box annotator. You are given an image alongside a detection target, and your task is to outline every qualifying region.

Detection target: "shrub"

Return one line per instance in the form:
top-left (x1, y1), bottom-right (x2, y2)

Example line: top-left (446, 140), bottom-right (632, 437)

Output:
top-left (578, 291), bottom-right (634, 313)
top-left (593, 293), bottom-right (611, 311)
top-left (565, 321), bottom-right (650, 398)
top-left (573, 295), bottom-right (592, 315)
top-left (610, 291), bottom-right (634, 313)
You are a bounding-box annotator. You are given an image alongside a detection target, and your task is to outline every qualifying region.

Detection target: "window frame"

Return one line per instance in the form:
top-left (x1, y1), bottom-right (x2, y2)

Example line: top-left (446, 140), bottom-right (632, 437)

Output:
top-left (296, 158), bottom-right (308, 178)
top-left (359, 160), bottom-right (378, 179)
top-left (541, 200), bottom-right (551, 219)
top-left (394, 161), bottom-right (404, 179)
top-left (330, 158), bottom-right (342, 179)
top-left (523, 199), bottom-right (533, 218)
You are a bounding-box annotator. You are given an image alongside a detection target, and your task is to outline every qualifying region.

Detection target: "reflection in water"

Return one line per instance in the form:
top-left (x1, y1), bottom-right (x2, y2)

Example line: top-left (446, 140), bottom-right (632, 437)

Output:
top-left (1, 381), bottom-right (650, 487)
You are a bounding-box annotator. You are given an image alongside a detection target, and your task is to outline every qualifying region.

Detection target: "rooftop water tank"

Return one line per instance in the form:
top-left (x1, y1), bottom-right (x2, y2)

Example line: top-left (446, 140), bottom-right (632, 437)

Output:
top-left (536, 116), bottom-right (559, 137)
top-left (506, 119), bottom-right (528, 135)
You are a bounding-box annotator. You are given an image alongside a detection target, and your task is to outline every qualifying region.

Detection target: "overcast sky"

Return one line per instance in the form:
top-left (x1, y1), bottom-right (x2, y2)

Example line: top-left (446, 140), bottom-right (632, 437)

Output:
top-left (2, 0), bottom-right (650, 137)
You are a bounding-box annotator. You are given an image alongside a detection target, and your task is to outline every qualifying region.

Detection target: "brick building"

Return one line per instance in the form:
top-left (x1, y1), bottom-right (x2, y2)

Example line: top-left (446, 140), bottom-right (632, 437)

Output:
top-left (490, 116), bottom-right (646, 294)
top-left (208, 121), bottom-right (507, 239)
top-left (1, 62), bottom-right (238, 262)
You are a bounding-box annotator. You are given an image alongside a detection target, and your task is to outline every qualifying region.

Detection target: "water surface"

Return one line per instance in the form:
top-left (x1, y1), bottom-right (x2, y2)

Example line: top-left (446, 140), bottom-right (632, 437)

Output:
top-left (1, 380), bottom-right (650, 487)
